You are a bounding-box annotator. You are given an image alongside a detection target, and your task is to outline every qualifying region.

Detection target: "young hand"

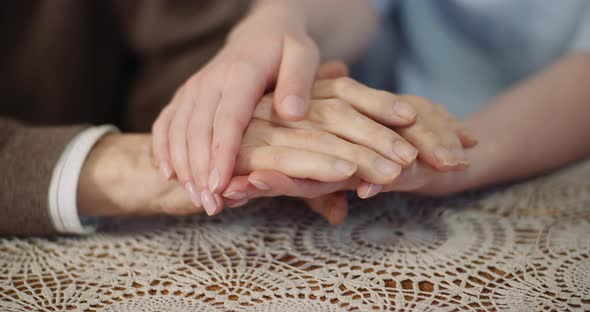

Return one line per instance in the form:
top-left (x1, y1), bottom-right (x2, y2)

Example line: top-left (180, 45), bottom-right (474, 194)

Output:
top-left (151, 2), bottom-right (325, 216)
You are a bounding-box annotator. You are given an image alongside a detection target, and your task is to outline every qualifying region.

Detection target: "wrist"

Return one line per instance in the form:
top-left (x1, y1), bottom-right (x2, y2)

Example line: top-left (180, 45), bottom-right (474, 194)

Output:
top-left (77, 134), bottom-right (156, 217)
top-left (229, 1), bottom-right (307, 42)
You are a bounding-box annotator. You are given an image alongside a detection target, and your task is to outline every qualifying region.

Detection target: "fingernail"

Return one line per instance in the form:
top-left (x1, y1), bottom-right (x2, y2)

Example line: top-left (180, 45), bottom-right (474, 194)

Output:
top-left (160, 162), bottom-right (173, 180)
top-left (452, 146), bottom-right (469, 165)
top-left (330, 206), bottom-right (346, 225)
top-left (223, 191), bottom-right (247, 200)
top-left (200, 190), bottom-right (218, 216)
top-left (333, 160), bottom-right (356, 176)
top-left (434, 146), bottom-right (458, 166)
top-left (213, 193), bottom-right (223, 211)
top-left (362, 183), bottom-right (383, 199)
top-left (208, 168), bottom-right (220, 193)
top-left (374, 158), bottom-right (401, 177)
top-left (461, 129), bottom-right (479, 144)
top-left (282, 95), bottom-right (306, 118)
top-left (393, 101), bottom-right (416, 121)
top-left (392, 141), bottom-right (418, 164)
top-left (185, 182), bottom-right (202, 207)
top-left (228, 199), bottom-right (249, 208)
top-left (248, 177), bottom-right (271, 191)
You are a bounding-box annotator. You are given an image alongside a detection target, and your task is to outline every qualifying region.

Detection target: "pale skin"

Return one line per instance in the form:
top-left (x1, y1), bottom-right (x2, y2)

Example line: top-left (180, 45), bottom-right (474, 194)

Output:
top-left (152, 0), bottom-right (379, 216)
top-left (78, 70), bottom-right (471, 219)
top-left (228, 53), bottom-right (590, 221)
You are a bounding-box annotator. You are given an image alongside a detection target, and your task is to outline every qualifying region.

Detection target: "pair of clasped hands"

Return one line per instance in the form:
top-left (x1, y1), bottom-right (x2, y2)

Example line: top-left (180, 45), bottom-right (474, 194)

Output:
top-left (137, 5), bottom-right (476, 223)
top-left (149, 62), bottom-right (477, 224)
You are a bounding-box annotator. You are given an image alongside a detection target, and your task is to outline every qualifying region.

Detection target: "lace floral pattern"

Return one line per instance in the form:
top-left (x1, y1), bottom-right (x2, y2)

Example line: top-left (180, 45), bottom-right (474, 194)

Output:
top-left (2, 160), bottom-right (590, 311)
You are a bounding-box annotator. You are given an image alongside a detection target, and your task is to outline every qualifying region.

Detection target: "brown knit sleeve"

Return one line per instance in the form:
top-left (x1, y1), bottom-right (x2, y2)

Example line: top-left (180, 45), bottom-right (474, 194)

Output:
top-left (0, 118), bottom-right (87, 236)
top-left (110, 0), bottom-right (252, 131)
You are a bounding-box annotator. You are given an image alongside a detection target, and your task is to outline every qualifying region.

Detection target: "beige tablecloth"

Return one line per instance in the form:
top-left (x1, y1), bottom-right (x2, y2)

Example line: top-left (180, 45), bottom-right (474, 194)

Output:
top-left (2, 160), bottom-right (590, 311)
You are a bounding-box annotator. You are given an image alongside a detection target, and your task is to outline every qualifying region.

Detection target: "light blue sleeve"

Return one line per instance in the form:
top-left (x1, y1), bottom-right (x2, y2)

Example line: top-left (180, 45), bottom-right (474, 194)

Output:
top-left (571, 5), bottom-right (590, 51)
top-left (373, 0), bottom-right (400, 14)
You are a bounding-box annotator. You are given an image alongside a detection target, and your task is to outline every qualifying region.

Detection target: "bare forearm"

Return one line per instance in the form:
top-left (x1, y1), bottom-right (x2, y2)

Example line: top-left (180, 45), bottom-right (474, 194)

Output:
top-left (252, 0), bottom-right (378, 62)
top-left (458, 53), bottom-right (590, 191)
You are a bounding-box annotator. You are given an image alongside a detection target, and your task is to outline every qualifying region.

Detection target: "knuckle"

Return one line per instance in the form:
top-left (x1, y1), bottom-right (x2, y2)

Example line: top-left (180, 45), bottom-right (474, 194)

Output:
top-left (268, 149), bottom-right (286, 168)
top-left (310, 99), bottom-right (340, 123)
top-left (220, 113), bottom-right (250, 133)
top-left (413, 121), bottom-right (433, 135)
top-left (304, 40), bottom-right (320, 59)
top-left (293, 128), bottom-right (324, 143)
top-left (333, 76), bottom-right (357, 95)
top-left (348, 145), bottom-right (372, 164)
top-left (182, 79), bottom-right (201, 101)
top-left (375, 90), bottom-right (396, 103)
top-left (364, 122), bottom-right (386, 139)
top-left (384, 127), bottom-right (404, 143)
top-left (324, 98), bottom-right (352, 115)
top-left (228, 59), bottom-right (263, 81)
top-left (152, 106), bottom-right (175, 134)
top-left (405, 122), bottom-right (432, 141)
top-left (420, 129), bottom-right (438, 144)
top-left (375, 91), bottom-right (399, 111)
top-left (309, 44), bottom-right (320, 60)
top-left (285, 33), bottom-right (314, 48)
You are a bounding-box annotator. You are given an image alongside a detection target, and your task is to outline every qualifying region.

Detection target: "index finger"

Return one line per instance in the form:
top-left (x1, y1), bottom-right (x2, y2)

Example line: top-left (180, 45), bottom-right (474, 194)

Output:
top-left (312, 77), bottom-right (417, 126)
top-left (208, 60), bottom-right (269, 196)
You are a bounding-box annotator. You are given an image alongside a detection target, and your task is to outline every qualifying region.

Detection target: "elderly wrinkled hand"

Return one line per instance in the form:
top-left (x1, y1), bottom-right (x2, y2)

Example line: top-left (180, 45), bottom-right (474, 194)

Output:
top-left (222, 76), bottom-right (477, 223)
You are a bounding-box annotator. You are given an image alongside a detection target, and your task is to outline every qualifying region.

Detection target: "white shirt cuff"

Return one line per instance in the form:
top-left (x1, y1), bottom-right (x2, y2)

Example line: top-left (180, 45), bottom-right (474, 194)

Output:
top-left (48, 125), bottom-right (119, 234)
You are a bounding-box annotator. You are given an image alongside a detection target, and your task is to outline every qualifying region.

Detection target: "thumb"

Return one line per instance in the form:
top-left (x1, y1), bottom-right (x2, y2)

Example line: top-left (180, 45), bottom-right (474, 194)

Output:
top-left (274, 36), bottom-right (320, 121)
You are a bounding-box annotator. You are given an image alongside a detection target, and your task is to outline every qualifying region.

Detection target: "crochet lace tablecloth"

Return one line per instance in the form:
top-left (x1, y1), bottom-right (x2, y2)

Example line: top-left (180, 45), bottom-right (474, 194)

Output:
top-left (2, 160), bottom-right (590, 311)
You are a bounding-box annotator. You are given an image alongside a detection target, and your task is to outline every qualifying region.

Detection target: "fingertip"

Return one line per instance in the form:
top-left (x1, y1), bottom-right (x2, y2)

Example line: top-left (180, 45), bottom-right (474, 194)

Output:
top-left (200, 190), bottom-right (219, 216)
top-left (458, 129), bottom-right (479, 148)
top-left (432, 146), bottom-right (460, 169)
top-left (374, 158), bottom-right (402, 183)
top-left (208, 167), bottom-right (221, 193)
top-left (184, 181), bottom-right (202, 207)
top-left (358, 183), bottom-right (383, 199)
top-left (356, 181), bottom-right (369, 199)
top-left (392, 100), bottom-right (417, 124)
top-left (223, 191), bottom-right (248, 200)
top-left (392, 141), bottom-right (419, 167)
top-left (248, 176), bottom-right (272, 191)
top-left (333, 159), bottom-right (358, 177)
top-left (160, 161), bottom-right (174, 180)
top-left (211, 193), bottom-right (224, 215)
